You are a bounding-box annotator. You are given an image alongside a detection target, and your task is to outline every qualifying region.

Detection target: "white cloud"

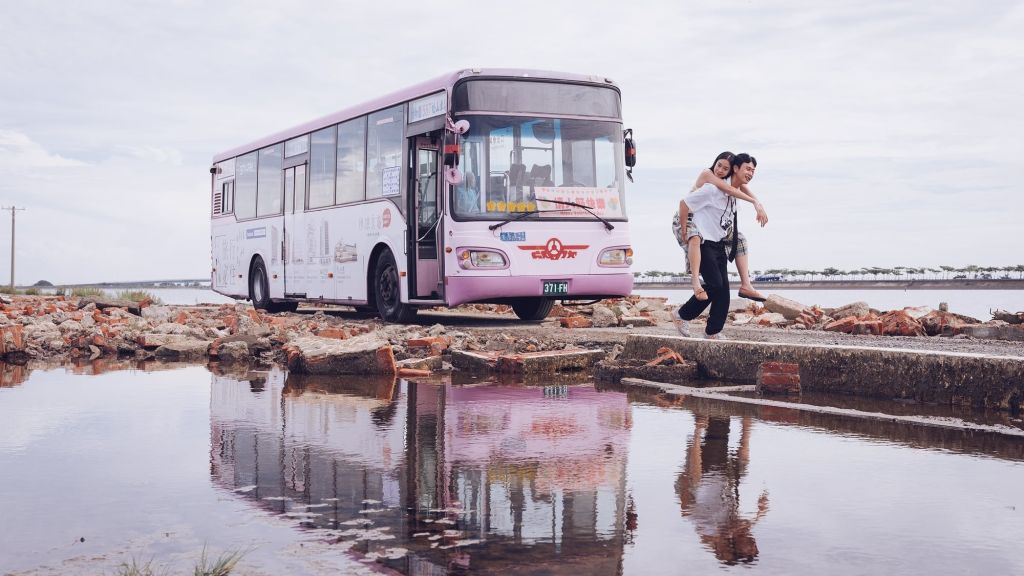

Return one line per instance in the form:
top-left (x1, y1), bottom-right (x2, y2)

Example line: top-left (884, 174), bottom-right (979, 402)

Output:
top-left (0, 0), bottom-right (1021, 284)
top-left (0, 130), bottom-right (87, 171)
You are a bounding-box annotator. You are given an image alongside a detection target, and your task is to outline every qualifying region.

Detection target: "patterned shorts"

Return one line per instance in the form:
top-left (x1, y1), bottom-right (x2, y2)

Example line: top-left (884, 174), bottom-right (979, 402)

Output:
top-left (675, 213), bottom-right (748, 268)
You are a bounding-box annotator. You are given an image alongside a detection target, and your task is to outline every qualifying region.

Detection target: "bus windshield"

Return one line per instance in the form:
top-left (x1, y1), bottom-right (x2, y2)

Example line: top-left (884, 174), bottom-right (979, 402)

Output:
top-left (451, 116), bottom-right (626, 221)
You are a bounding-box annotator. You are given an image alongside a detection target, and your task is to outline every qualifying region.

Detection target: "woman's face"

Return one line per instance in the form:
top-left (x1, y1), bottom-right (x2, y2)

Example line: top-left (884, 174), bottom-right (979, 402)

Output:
top-left (713, 158), bottom-right (731, 178)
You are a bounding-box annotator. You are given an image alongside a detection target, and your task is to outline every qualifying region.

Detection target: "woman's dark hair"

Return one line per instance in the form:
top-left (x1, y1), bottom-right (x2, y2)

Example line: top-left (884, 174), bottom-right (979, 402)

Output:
top-left (710, 151), bottom-right (734, 170)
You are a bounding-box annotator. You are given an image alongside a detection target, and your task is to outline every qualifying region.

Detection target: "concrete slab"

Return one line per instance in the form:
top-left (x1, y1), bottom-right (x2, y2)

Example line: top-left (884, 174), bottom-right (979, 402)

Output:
top-left (451, 349), bottom-right (605, 375)
top-left (622, 334), bottom-right (1024, 411)
top-left (284, 334), bottom-right (396, 376)
top-left (962, 325), bottom-right (1024, 342)
top-left (620, 377), bottom-right (1024, 438)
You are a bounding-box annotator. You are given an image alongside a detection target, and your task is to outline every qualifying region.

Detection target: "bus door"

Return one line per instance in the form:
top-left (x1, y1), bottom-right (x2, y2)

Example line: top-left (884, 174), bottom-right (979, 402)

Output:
top-left (408, 140), bottom-right (443, 300)
top-left (283, 164), bottom-right (307, 298)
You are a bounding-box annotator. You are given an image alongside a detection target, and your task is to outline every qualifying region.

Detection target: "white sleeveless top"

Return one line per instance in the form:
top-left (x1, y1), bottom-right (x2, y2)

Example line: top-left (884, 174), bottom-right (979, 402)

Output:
top-left (684, 182), bottom-right (733, 243)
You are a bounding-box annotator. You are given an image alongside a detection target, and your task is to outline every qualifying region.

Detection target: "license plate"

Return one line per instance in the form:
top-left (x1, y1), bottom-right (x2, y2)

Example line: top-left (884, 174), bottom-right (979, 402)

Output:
top-left (542, 281), bottom-right (569, 295)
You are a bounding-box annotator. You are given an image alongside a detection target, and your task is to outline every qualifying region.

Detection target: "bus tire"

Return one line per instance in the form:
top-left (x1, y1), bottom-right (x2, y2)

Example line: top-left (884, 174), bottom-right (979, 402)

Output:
top-left (249, 256), bottom-right (271, 310)
top-left (374, 250), bottom-right (417, 324)
top-left (511, 298), bottom-right (554, 321)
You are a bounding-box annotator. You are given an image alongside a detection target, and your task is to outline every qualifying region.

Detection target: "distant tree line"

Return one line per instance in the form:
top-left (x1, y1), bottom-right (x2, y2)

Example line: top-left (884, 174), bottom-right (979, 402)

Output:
top-left (633, 264), bottom-right (1024, 281)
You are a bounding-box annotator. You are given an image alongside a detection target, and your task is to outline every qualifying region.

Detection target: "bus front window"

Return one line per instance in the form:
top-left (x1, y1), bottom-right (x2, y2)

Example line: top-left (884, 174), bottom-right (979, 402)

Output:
top-left (451, 116), bottom-right (626, 221)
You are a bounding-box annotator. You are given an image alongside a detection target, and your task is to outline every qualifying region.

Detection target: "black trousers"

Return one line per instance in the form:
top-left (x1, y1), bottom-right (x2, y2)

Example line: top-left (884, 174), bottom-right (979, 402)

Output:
top-left (678, 239), bottom-right (730, 335)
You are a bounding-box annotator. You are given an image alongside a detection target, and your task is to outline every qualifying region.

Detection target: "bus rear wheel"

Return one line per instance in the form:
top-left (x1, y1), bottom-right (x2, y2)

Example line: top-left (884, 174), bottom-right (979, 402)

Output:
top-left (374, 251), bottom-right (417, 324)
top-left (249, 256), bottom-right (271, 311)
top-left (511, 298), bottom-right (554, 321)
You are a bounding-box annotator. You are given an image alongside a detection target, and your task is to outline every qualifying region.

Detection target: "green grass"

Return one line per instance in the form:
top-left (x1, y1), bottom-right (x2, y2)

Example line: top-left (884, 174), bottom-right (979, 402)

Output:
top-left (116, 290), bottom-right (163, 305)
top-left (193, 547), bottom-right (246, 576)
top-left (109, 547), bottom-right (246, 576)
top-left (113, 558), bottom-right (159, 576)
top-left (71, 287), bottom-right (108, 298)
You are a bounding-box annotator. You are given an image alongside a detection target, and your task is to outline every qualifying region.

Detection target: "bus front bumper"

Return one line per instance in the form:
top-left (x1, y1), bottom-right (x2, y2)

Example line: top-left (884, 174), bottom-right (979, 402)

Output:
top-left (445, 273), bottom-right (634, 307)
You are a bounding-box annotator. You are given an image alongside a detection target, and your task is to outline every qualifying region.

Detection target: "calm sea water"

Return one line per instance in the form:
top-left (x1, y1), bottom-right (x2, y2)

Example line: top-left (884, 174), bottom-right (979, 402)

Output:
top-left (634, 288), bottom-right (1023, 320)
top-left (2, 363), bottom-right (1023, 575)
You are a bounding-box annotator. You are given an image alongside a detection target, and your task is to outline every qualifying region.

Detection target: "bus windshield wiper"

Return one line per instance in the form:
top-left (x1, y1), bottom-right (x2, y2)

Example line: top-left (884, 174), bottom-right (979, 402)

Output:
top-left (488, 209), bottom-right (569, 231)
top-left (534, 197), bottom-right (615, 230)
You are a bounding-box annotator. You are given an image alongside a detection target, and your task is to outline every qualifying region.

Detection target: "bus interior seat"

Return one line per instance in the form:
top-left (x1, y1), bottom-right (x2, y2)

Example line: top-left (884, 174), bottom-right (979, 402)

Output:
top-left (508, 163), bottom-right (527, 187)
top-left (528, 164), bottom-right (552, 186)
top-left (488, 175), bottom-right (506, 201)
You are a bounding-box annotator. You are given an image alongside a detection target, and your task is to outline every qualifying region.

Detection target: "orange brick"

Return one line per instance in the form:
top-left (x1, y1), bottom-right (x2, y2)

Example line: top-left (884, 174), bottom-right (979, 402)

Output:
top-left (174, 311), bottom-right (189, 324)
top-left (824, 316), bottom-right (857, 333)
top-left (318, 328), bottom-right (348, 339)
top-left (375, 345), bottom-right (397, 375)
top-left (559, 316), bottom-right (593, 329)
top-left (759, 373), bottom-right (800, 386)
top-left (398, 368), bottom-right (432, 377)
top-left (407, 335), bottom-right (452, 349)
top-left (760, 362), bottom-right (799, 375)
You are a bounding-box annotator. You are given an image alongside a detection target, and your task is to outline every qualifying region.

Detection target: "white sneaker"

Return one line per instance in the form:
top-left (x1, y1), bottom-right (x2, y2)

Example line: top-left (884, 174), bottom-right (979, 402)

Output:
top-left (673, 319), bottom-right (691, 337)
top-left (705, 332), bottom-right (727, 340)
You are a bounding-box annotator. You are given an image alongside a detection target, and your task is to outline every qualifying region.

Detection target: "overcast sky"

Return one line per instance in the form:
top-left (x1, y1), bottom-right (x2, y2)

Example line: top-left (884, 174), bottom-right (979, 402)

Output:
top-left (1, 1), bottom-right (1021, 284)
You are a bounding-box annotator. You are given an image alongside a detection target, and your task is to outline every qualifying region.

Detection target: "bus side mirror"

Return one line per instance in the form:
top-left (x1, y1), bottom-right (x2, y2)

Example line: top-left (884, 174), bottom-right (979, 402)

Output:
top-left (624, 128), bottom-right (636, 182)
top-left (624, 129), bottom-right (636, 168)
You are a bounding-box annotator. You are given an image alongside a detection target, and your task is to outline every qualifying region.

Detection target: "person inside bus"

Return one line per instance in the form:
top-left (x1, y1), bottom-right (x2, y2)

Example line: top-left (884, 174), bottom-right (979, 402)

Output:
top-left (455, 171), bottom-right (481, 214)
top-left (674, 153), bottom-right (759, 339)
top-left (673, 152), bottom-right (768, 304)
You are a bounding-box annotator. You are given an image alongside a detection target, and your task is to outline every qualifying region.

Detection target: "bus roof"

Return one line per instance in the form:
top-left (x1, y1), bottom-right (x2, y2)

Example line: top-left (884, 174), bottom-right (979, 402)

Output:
top-left (212, 68), bottom-right (618, 164)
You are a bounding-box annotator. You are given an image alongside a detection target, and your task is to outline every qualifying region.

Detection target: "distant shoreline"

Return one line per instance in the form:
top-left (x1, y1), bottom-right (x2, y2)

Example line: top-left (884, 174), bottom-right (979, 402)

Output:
top-left (635, 279), bottom-right (1024, 290)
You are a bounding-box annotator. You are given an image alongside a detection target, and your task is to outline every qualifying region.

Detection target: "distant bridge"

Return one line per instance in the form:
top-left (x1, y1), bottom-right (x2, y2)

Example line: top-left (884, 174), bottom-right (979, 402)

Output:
top-left (634, 278), bottom-right (1024, 290)
top-left (34, 278), bottom-right (210, 289)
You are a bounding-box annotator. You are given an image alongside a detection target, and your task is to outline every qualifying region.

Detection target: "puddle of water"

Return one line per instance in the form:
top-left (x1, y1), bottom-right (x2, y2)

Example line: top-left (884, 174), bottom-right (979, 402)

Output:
top-left (1, 362), bottom-right (1023, 575)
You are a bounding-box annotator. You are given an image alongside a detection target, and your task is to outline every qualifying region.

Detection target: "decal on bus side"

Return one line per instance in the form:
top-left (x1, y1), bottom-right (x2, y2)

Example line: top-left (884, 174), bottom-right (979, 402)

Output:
top-left (245, 227), bottom-right (267, 239)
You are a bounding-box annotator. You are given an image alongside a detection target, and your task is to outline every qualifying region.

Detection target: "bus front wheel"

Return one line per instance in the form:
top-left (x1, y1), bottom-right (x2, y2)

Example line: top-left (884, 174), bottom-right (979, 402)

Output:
top-left (374, 251), bottom-right (417, 324)
top-left (511, 298), bottom-right (554, 321)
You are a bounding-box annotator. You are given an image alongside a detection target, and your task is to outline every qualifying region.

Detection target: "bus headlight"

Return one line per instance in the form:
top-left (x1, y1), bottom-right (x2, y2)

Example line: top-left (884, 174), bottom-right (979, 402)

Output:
top-left (457, 248), bottom-right (508, 269)
top-left (598, 247), bottom-right (633, 267)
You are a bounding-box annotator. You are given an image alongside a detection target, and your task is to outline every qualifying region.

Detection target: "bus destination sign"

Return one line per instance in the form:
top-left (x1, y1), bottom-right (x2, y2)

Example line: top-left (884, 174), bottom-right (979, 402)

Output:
top-left (408, 92), bottom-right (448, 123)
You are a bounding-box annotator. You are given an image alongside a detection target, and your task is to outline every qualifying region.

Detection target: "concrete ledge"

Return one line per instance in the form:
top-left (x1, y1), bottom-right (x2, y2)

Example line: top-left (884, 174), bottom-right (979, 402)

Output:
top-left (620, 378), bottom-right (1024, 439)
top-left (622, 335), bottom-right (1024, 411)
top-left (451, 349), bottom-right (604, 375)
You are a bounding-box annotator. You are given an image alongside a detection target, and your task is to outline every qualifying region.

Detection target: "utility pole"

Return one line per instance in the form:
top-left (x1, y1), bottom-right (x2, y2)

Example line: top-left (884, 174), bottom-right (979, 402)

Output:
top-left (2, 206), bottom-right (25, 293)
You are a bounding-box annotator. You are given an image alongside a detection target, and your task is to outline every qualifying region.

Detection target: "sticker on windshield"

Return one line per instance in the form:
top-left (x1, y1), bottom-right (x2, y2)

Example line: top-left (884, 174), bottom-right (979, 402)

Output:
top-left (535, 187), bottom-right (623, 218)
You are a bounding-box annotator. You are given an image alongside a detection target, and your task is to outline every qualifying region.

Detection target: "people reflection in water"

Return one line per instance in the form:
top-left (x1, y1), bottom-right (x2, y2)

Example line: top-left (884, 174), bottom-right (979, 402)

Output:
top-left (675, 414), bottom-right (769, 565)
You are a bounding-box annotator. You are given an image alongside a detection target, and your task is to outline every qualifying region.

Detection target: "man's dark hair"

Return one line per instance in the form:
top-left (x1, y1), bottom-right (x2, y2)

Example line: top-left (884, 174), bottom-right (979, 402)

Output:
top-left (731, 153), bottom-right (757, 169)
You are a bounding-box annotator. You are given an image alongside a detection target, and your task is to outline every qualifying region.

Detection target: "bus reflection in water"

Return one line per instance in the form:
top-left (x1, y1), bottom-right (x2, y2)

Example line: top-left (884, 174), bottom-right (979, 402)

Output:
top-left (209, 368), bottom-right (631, 574)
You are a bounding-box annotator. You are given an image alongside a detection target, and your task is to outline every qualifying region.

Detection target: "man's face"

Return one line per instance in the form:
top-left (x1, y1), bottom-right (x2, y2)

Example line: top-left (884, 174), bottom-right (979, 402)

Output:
top-left (736, 162), bottom-right (756, 184)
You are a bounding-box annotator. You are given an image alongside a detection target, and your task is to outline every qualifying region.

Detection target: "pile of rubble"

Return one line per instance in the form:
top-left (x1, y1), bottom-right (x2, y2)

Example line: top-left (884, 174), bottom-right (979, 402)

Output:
top-left (0, 294), bottom-right (618, 377)
top-left (719, 294), bottom-right (1014, 338)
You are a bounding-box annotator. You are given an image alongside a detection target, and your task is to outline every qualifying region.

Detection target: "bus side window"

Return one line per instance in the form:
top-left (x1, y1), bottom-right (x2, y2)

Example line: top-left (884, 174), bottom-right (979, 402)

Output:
top-left (222, 181), bottom-right (234, 214)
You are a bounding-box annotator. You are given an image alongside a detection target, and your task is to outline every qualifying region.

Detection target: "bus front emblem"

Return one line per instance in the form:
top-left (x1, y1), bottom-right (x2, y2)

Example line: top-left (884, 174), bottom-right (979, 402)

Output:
top-left (519, 237), bottom-right (588, 260)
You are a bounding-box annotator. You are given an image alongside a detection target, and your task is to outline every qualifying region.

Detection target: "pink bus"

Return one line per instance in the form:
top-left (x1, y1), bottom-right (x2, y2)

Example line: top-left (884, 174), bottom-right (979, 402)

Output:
top-left (210, 68), bottom-right (635, 321)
